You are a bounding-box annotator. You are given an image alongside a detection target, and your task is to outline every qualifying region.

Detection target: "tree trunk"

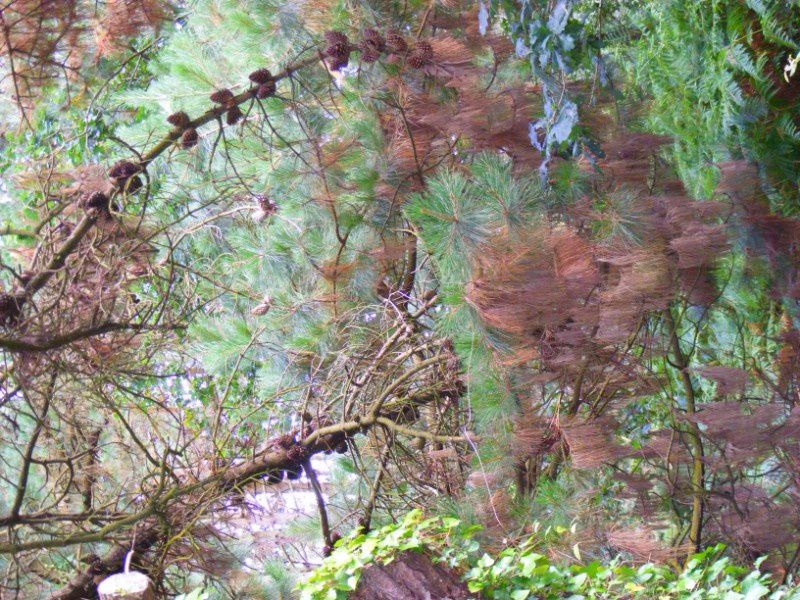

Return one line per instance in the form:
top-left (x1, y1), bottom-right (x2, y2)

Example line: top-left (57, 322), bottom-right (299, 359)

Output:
top-left (351, 551), bottom-right (478, 600)
top-left (97, 572), bottom-right (154, 600)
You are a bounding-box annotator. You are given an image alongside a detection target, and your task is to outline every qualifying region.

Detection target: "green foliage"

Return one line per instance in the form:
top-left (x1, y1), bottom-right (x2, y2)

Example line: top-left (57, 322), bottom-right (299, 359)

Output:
top-left (622, 0), bottom-right (800, 206)
top-left (300, 510), bottom-right (800, 600)
top-left (404, 155), bottom-right (544, 468)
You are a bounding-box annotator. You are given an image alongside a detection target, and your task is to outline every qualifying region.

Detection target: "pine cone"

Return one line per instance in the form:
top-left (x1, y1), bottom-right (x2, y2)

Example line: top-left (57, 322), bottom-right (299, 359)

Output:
top-left (325, 41), bottom-right (351, 58)
top-left (324, 43), bottom-right (350, 57)
top-left (257, 194), bottom-right (277, 215)
top-left (81, 191), bottom-right (110, 212)
top-left (251, 296), bottom-right (272, 316)
top-left (324, 31), bottom-right (349, 47)
top-left (226, 105), bottom-right (243, 125)
top-left (408, 40), bottom-right (433, 68)
top-left (276, 434), bottom-right (295, 450)
top-left (84, 554), bottom-right (105, 575)
top-left (362, 29), bottom-right (386, 52)
top-left (385, 30), bottom-right (408, 54)
top-left (256, 81), bottom-right (277, 99)
top-left (126, 176), bottom-right (144, 193)
top-left (181, 127), bottom-right (199, 149)
top-left (358, 41), bottom-right (380, 64)
top-left (286, 444), bottom-right (309, 462)
top-left (414, 40), bottom-right (434, 60)
top-left (285, 464), bottom-right (303, 480)
top-left (209, 88), bottom-right (235, 106)
top-left (108, 160), bottom-right (140, 179)
top-left (0, 293), bottom-right (23, 326)
top-left (109, 161), bottom-right (143, 193)
top-left (248, 68), bottom-right (273, 84)
top-left (324, 31), bottom-right (352, 71)
top-left (166, 111), bottom-right (191, 128)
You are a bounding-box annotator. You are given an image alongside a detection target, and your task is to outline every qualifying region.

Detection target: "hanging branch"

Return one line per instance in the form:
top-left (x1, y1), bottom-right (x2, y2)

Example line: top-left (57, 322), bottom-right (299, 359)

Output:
top-left (663, 307), bottom-right (705, 556)
top-left (303, 458), bottom-right (333, 550)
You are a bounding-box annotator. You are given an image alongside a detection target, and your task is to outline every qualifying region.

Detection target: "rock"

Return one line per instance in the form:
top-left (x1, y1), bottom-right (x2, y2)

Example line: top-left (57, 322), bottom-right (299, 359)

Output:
top-left (351, 551), bottom-right (478, 600)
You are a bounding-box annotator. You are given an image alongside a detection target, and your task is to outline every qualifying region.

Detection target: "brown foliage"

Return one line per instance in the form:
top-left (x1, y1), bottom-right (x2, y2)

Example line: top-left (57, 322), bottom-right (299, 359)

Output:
top-left (0, 0), bottom-right (169, 117)
top-left (607, 526), bottom-right (688, 564)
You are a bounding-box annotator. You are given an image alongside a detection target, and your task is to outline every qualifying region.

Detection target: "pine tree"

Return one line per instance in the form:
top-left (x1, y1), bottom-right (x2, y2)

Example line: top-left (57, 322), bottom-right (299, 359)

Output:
top-left (0, 0), bottom-right (799, 597)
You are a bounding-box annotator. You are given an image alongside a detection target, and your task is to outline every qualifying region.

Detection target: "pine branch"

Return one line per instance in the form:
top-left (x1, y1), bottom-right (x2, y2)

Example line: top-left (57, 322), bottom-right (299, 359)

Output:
top-left (9, 52), bottom-right (323, 334)
top-left (45, 377), bottom-right (448, 599)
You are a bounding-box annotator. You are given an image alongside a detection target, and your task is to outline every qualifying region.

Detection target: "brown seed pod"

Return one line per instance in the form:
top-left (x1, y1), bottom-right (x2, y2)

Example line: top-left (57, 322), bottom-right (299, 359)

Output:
top-left (255, 80), bottom-right (277, 99)
top-left (330, 531), bottom-right (342, 545)
top-left (209, 88), bottom-right (235, 106)
top-left (248, 68), bottom-right (273, 84)
top-left (385, 31), bottom-right (408, 54)
top-left (181, 127), bottom-right (199, 149)
top-left (408, 40), bottom-right (434, 68)
top-left (0, 293), bottom-right (24, 326)
top-left (166, 111), bottom-right (191, 128)
top-left (81, 191), bottom-right (111, 212)
top-left (226, 105), bottom-right (243, 125)
top-left (322, 545), bottom-right (333, 557)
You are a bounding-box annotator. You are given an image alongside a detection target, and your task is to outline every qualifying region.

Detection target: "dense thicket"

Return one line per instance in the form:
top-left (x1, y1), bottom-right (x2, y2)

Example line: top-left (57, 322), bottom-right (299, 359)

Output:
top-left (0, 0), bottom-right (799, 597)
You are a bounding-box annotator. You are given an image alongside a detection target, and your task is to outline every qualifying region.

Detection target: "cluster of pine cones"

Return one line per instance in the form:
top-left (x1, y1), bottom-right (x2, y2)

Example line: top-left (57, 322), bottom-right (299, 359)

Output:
top-left (209, 89), bottom-right (244, 126)
top-left (166, 111), bottom-right (198, 149)
top-left (165, 67), bottom-right (278, 149)
top-left (324, 29), bottom-right (434, 71)
top-left (108, 160), bottom-right (143, 194)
